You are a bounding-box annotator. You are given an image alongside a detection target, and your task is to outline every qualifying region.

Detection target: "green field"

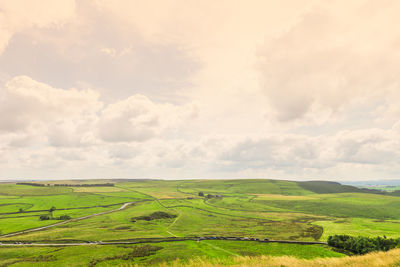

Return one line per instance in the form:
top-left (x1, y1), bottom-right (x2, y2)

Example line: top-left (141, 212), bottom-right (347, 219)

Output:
top-left (0, 179), bottom-right (399, 265)
top-left (0, 241), bottom-right (344, 266)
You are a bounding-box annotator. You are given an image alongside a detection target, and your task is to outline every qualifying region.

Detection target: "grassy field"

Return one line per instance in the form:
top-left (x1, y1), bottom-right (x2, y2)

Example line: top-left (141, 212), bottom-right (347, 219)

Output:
top-left (0, 179), bottom-right (400, 265)
top-left (162, 248), bottom-right (400, 267)
top-left (0, 241), bottom-right (343, 266)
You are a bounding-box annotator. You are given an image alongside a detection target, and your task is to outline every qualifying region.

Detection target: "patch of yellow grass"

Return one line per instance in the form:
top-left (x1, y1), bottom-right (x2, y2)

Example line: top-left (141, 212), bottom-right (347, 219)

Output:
top-left (72, 187), bottom-right (128, 193)
top-left (152, 249), bottom-right (400, 267)
top-left (254, 194), bottom-right (317, 201)
top-left (134, 188), bottom-right (191, 199)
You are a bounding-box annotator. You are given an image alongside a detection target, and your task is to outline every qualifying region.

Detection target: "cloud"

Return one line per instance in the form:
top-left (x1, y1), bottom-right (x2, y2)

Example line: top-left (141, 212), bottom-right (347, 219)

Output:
top-left (257, 1), bottom-right (400, 123)
top-left (216, 126), bottom-right (400, 178)
top-left (219, 135), bottom-right (328, 172)
top-left (0, 0), bottom-right (75, 54)
top-left (1, 1), bottom-right (400, 180)
top-left (98, 94), bottom-right (196, 143)
top-left (0, 1), bottom-right (198, 103)
top-left (0, 75), bottom-right (197, 151)
top-left (333, 128), bottom-right (399, 165)
top-left (0, 75), bottom-right (101, 134)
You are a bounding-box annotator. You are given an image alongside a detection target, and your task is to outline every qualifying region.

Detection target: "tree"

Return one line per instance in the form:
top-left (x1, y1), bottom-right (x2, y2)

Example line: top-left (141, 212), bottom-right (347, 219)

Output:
top-left (49, 206), bottom-right (56, 218)
top-left (18, 208), bottom-right (23, 213)
top-left (198, 192), bottom-right (204, 197)
top-left (328, 235), bottom-right (400, 255)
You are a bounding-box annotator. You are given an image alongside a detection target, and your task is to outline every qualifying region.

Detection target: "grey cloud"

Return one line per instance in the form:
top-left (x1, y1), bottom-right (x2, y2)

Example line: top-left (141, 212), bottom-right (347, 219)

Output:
top-left (334, 130), bottom-right (398, 165)
top-left (0, 0), bottom-right (76, 54)
top-left (59, 150), bottom-right (86, 161)
top-left (257, 5), bottom-right (400, 122)
top-left (100, 123), bottom-right (156, 143)
top-left (108, 145), bottom-right (138, 159)
top-left (8, 135), bottom-right (42, 148)
top-left (216, 129), bottom-right (400, 173)
top-left (47, 123), bottom-right (95, 148)
top-left (0, 1), bottom-right (199, 104)
top-left (219, 136), bottom-right (326, 172)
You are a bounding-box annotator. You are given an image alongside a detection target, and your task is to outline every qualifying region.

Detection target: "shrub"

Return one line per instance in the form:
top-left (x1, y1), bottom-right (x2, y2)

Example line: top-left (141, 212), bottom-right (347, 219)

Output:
top-left (59, 215), bottom-right (71, 220)
top-left (39, 215), bottom-right (50, 221)
top-left (328, 234), bottom-right (400, 255)
top-left (131, 211), bottom-right (177, 222)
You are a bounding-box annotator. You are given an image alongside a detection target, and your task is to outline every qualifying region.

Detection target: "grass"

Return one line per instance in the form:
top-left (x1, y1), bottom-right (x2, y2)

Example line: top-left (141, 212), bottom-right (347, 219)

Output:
top-left (0, 206), bottom-right (126, 234)
top-left (0, 241), bottom-right (343, 266)
top-left (1, 178), bottom-right (400, 265)
top-left (178, 179), bottom-right (313, 196)
top-left (71, 187), bottom-right (129, 193)
top-left (0, 184), bottom-right (72, 196)
top-left (297, 181), bottom-right (363, 194)
top-left (9, 197), bottom-right (326, 242)
top-left (315, 218), bottom-right (400, 240)
top-left (160, 248), bottom-right (400, 267)
top-left (255, 193), bottom-right (400, 219)
top-left (0, 185), bottom-right (150, 235)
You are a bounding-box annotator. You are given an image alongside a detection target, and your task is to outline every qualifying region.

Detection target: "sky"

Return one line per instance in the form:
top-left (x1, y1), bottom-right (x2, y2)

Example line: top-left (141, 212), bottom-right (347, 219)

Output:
top-left (0, 0), bottom-right (400, 181)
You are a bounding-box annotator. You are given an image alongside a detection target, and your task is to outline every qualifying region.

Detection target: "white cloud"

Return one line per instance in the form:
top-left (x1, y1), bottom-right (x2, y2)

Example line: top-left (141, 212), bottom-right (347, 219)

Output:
top-left (1, 1), bottom-right (400, 180)
top-left (0, 75), bottom-right (101, 134)
top-left (98, 94), bottom-right (196, 143)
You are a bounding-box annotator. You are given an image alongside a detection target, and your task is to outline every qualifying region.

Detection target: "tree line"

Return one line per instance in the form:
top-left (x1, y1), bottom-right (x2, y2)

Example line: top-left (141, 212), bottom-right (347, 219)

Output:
top-left (17, 182), bottom-right (115, 187)
top-left (53, 183), bottom-right (115, 187)
top-left (16, 182), bottom-right (45, 187)
top-left (328, 235), bottom-right (400, 255)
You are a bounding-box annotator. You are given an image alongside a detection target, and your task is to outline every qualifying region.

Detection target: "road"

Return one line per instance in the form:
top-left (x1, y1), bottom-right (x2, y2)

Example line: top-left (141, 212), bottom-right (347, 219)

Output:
top-left (0, 238), bottom-right (327, 247)
top-left (0, 202), bottom-right (135, 239)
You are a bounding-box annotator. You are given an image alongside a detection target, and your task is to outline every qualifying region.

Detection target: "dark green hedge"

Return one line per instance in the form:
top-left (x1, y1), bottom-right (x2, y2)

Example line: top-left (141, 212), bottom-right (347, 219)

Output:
top-left (328, 235), bottom-right (400, 255)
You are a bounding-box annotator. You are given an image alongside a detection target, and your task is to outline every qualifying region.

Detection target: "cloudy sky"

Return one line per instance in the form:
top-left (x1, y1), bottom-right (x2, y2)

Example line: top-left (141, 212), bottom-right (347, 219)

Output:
top-left (1, 0), bottom-right (400, 181)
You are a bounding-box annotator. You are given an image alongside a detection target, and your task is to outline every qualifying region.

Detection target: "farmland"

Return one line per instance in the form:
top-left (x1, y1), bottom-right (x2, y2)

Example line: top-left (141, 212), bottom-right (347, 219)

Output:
top-left (0, 179), bottom-right (400, 266)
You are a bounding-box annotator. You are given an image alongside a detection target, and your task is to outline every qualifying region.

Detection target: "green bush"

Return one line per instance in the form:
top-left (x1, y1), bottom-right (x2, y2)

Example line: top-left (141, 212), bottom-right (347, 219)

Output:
top-left (39, 215), bottom-right (71, 221)
top-left (131, 211), bottom-right (177, 222)
top-left (328, 235), bottom-right (400, 255)
top-left (39, 215), bottom-right (50, 221)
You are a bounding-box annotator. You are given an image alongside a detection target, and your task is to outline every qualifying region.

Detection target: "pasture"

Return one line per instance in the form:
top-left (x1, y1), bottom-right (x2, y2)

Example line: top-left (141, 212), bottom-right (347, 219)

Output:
top-left (0, 179), bottom-right (399, 265)
top-left (0, 241), bottom-right (344, 266)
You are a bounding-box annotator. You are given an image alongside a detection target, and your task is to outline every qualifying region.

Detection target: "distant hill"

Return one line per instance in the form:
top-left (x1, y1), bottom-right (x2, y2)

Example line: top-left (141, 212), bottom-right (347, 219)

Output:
top-left (297, 181), bottom-right (384, 194)
top-left (344, 180), bottom-right (400, 186)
